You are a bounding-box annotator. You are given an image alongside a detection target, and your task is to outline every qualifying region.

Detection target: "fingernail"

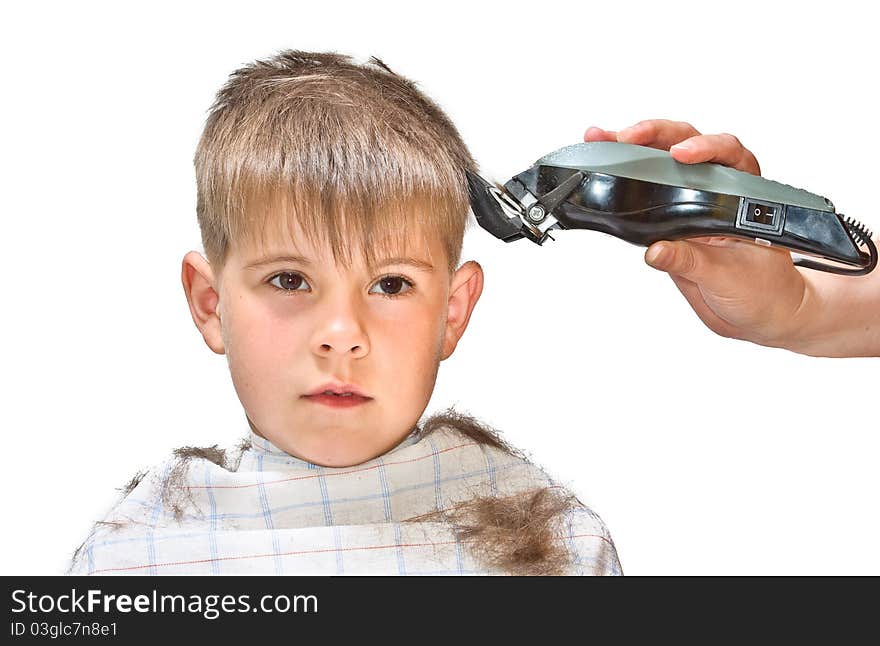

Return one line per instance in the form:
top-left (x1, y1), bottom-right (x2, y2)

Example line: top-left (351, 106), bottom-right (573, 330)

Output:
top-left (671, 142), bottom-right (694, 152)
top-left (646, 244), bottom-right (671, 268)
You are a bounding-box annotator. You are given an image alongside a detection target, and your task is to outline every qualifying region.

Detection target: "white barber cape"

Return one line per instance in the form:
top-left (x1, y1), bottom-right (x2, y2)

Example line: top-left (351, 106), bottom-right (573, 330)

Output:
top-left (69, 423), bottom-right (622, 575)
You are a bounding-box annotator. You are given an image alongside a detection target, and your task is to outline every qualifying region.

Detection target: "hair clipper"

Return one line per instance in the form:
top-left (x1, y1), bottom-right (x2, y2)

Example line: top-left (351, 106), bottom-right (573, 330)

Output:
top-left (467, 142), bottom-right (876, 275)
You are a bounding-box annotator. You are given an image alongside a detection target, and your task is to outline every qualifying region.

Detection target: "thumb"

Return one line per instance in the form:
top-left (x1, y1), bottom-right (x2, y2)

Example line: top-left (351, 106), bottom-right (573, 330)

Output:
top-left (645, 240), bottom-right (711, 281)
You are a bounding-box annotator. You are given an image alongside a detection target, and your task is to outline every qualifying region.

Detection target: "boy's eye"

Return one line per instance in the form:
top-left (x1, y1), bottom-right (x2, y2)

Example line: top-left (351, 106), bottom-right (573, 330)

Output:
top-left (268, 272), bottom-right (310, 292)
top-left (369, 275), bottom-right (414, 298)
top-left (267, 272), bottom-right (413, 298)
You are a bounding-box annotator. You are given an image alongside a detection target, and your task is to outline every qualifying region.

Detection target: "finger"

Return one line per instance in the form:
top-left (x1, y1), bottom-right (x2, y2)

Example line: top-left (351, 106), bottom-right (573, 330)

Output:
top-left (688, 235), bottom-right (731, 246)
top-left (616, 119), bottom-right (702, 149)
top-left (689, 235), bottom-right (757, 248)
top-left (646, 237), bottom-right (794, 283)
top-left (644, 239), bottom-right (730, 283)
top-left (584, 126), bottom-right (618, 142)
top-left (670, 133), bottom-right (761, 175)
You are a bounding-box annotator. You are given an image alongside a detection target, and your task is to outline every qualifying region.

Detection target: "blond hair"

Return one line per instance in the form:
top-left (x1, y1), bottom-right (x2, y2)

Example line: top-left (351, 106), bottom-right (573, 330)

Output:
top-left (194, 50), bottom-right (476, 276)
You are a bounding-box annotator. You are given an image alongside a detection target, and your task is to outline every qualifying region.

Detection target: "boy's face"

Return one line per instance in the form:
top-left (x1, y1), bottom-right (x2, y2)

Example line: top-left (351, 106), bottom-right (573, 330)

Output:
top-left (182, 223), bottom-right (483, 467)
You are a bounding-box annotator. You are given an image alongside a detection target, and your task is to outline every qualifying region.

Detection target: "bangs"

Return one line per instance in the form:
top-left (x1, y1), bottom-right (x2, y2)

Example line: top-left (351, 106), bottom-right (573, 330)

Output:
top-left (232, 163), bottom-right (464, 275)
top-left (194, 58), bottom-right (475, 276)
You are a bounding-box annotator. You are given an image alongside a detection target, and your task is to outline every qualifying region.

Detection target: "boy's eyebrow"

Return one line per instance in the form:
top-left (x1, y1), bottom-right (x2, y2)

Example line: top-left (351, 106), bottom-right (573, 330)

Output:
top-left (244, 255), bottom-right (434, 271)
top-left (244, 255), bottom-right (312, 270)
top-left (375, 256), bottom-right (435, 272)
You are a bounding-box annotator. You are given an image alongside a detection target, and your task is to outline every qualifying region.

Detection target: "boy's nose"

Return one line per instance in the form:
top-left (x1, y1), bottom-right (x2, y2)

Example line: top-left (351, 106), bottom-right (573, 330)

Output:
top-left (310, 302), bottom-right (370, 359)
top-left (315, 337), bottom-right (368, 358)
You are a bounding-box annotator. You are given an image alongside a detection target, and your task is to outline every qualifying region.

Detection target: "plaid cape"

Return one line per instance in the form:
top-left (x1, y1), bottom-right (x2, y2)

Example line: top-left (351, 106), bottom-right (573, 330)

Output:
top-left (70, 423), bottom-right (622, 575)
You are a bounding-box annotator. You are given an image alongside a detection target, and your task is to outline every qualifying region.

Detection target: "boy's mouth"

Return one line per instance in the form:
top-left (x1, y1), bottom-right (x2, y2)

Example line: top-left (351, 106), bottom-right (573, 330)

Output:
top-left (302, 382), bottom-right (373, 408)
top-left (304, 382), bottom-right (371, 398)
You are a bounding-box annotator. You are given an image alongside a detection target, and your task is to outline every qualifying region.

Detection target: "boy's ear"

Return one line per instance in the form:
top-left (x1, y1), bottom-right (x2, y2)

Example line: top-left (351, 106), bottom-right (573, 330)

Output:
top-left (441, 260), bottom-right (484, 361)
top-left (181, 251), bottom-right (225, 354)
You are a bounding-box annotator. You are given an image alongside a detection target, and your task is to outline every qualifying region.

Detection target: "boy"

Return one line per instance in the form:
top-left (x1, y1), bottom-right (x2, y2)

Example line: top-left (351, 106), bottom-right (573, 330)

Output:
top-left (68, 50), bottom-right (622, 575)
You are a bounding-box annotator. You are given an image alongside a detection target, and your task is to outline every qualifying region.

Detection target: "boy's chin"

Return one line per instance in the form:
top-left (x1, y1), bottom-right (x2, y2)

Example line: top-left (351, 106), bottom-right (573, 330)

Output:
top-left (304, 443), bottom-right (394, 468)
top-left (282, 434), bottom-right (398, 468)
top-left (260, 415), bottom-right (419, 467)
top-left (309, 455), bottom-right (373, 468)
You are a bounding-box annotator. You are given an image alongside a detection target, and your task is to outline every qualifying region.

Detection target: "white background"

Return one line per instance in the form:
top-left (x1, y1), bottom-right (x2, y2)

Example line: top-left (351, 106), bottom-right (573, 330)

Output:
top-left (2, 0), bottom-right (877, 575)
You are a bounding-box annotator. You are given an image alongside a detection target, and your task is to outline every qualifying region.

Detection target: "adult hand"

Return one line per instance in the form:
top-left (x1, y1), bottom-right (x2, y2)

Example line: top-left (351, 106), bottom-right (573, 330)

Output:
top-left (583, 119), bottom-right (879, 357)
